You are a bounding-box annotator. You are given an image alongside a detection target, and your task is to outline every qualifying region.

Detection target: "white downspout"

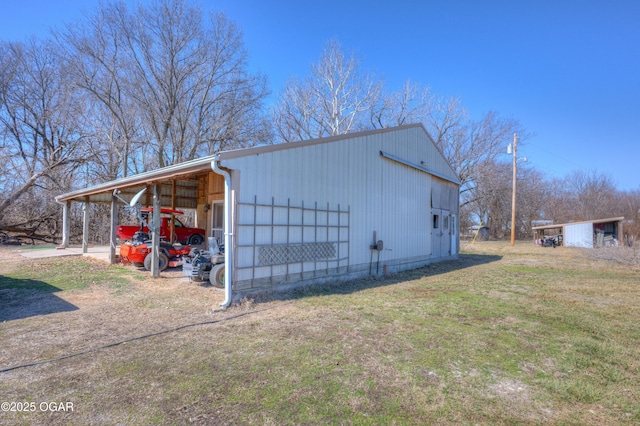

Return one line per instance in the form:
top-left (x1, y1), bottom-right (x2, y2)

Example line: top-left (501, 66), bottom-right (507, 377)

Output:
top-left (211, 155), bottom-right (233, 308)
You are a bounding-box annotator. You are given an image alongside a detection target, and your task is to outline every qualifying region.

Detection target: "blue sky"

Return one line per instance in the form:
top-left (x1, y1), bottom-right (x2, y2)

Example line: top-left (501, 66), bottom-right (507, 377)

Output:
top-left (2, 1), bottom-right (639, 190)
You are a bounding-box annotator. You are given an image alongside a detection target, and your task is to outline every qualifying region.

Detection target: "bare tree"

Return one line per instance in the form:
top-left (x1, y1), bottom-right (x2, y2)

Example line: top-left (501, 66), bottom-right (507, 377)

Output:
top-left (462, 159), bottom-right (546, 239)
top-left (273, 39), bottom-right (382, 142)
top-left (540, 170), bottom-right (622, 230)
top-left (60, 3), bottom-right (143, 179)
top-left (464, 160), bottom-right (511, 237)
top-left (427, 101), bottom-right (527, 203)
top-left (538, 177), bottom-right (570, 223)
top-left (61, 0), bottom-right (270, 172)
top-left (369, 79), bottom-right (434, 129)
top-left (516, 166), bottom-right (548, 237)
top-left (368, 79), bottom-right (527, 215)
top-left (0, 39), bottom-right (88, 237)
top-left (565, 169), bottom-right (617, 220)
top-left (617, 190), bottom-right (640, 245)
top-left (366, 74), bottom-right (527, 214)
top-left (272, 38), bottom-right (533, 240)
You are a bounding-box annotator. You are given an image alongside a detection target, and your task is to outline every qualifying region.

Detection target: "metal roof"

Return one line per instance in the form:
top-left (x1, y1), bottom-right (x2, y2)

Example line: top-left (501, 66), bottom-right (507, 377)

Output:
top-left (55, 156), bottom-right (215, 204)
top-left (379, 150), bottom-right (461, 185)
top-left (56, 123), bottom-right (458, 204)
top-left (532, 217), bottom-right (625, 231)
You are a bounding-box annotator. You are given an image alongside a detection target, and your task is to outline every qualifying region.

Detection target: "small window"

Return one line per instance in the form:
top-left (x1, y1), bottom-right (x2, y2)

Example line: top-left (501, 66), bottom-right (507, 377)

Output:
top-left (444, 216), bottom-right (449, 230)
top-left (212, 203), bottom-right (224, 229)
top-left (433, 214), bottom-right (439, 229)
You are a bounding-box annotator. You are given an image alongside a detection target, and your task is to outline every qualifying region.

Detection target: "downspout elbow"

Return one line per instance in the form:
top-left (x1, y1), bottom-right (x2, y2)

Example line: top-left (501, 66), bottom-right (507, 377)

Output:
top-left (211, 155), bottom-right (233, 308)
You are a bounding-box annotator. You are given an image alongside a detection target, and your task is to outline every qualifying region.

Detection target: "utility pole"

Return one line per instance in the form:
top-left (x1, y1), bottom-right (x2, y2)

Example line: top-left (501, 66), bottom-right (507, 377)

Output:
top-left (510, 133), bottom-right (517, 246)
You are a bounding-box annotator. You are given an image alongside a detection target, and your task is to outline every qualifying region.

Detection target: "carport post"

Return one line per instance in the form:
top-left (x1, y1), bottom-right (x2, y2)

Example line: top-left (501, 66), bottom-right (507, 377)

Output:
top-left (150, 183), bottom-right (162, 277)
top-left (82, 200), bottom-right (89, 254)
top-left (109, 194), bottom-right (118, 264)
top-left (60, 201), bottom-right (70, 248)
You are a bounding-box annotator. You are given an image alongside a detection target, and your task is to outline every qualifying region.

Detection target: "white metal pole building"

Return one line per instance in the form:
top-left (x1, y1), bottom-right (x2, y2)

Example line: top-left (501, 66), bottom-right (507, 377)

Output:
top-left (56, 124), bottom-right (461, 302)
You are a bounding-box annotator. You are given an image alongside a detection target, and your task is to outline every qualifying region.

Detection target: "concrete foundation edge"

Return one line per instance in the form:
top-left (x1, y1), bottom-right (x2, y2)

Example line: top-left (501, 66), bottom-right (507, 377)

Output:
top-left (231, 254), bottom-right (458, 301)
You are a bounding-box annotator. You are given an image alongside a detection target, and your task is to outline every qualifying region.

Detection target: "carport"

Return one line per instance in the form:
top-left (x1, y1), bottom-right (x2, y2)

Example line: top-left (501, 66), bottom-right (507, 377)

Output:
top-left (55, 156), bottom-right (229, 284)
top-left (532, 217), bottom-right (625, 248)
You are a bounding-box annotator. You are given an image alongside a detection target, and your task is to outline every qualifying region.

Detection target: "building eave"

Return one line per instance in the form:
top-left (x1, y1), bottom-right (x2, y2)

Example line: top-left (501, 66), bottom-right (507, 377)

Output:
top-left (55, 156), bottom-right (216, 203)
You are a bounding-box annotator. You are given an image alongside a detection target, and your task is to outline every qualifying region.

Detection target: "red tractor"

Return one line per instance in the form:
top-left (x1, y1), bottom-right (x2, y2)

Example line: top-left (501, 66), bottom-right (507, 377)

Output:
top-left (119, 231), bottom-right (191, 271)
top-left (116, 208), bottom-right (205, 245)
top-left (114, 188), bottom-right (193, 272)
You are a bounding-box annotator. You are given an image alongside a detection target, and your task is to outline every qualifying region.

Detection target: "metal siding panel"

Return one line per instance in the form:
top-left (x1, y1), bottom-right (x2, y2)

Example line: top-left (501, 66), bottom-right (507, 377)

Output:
top-left (378, 142), bottom-right (432, 262)
top-left (431, 179), bottom-right (459, 212)
top-left (349, 136), bottom-right (380, 266)
top-left (224, 126), bottom-right (456, 274)
top-left (565, 223), bottom-right (593, 248)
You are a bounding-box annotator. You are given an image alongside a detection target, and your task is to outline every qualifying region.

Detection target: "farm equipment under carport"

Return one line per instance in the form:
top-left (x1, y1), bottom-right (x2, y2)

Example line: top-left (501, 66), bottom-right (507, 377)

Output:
top-left (114, 188), bottom-right (191, 272)
top-left (119, 231), bottom-right (191, 271)
top-left (536, 234), bottom-right (563, 248)
top-left (182, 237), bottom-right (225, 287)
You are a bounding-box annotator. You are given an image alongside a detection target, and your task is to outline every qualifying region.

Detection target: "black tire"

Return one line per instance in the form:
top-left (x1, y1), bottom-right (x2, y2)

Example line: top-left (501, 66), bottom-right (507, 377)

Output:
top-left (210, 263), bottom-right (225, 288)
top-left (189, 234), bottom-right (204, 246)
top-left (144, 252), bottom-right (169, 271)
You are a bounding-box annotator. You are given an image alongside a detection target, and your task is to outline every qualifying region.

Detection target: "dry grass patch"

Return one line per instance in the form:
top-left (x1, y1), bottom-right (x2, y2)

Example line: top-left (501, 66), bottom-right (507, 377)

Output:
top-left (1, 242), bottom-right (639, 424)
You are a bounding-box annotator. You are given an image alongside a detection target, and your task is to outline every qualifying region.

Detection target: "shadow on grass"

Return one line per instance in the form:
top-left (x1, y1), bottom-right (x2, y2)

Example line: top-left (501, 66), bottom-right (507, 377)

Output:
top-left (0, 276), bottom-right (78, 322)
top-left (254, 253), bottom-right (502, 303)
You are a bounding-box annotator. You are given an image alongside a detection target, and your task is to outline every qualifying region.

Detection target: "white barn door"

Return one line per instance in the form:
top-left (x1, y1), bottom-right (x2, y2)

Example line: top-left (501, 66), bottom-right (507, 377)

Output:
top-left (432, 209), bottom-right (442, 258)
top-left (442, 210), bottom-right (451, 256)
top-left (432, 209), bottom-right (451, 259)
top-left (451, 214), bottom-right (458, 255)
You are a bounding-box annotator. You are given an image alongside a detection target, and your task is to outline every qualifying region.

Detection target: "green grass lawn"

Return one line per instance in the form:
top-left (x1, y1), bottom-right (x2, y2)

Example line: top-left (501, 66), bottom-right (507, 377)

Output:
top-left (1, 256), bottom-right (139, 292)
top-left (1, 242), bottom-right (638, 425)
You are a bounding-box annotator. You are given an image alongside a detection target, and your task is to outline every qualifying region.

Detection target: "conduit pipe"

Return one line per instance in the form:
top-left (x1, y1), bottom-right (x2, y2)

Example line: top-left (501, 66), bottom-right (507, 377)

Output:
top-left (211, 155), bottom-right (233, 308)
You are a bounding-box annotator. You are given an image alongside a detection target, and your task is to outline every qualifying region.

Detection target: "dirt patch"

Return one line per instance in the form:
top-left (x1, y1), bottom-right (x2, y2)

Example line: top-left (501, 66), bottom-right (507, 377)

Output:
top-left (1, 243), bottom-right (638, 425)
top-left (488, 378), bottom-right (530, 402)
top-left (0, 247), bottom-right (25, 273)
top-left (0, 247), bottom-right (228, 371)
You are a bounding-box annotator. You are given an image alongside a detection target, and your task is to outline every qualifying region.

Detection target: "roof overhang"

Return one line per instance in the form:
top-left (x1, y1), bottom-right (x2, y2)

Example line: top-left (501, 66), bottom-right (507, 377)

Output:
top-left (379, 150), bottom-right (461, 185)
top-left (55, 156), bottom-right (217, 207)
top-left (532, 217), bottom-right (625, 231)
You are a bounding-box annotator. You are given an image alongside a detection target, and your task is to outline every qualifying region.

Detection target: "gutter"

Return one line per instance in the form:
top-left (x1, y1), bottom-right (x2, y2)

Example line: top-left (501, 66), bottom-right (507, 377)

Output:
top-left (211, 155), bottom-right (233, 308)
top-left (379, 150), bottom-right (461, 185)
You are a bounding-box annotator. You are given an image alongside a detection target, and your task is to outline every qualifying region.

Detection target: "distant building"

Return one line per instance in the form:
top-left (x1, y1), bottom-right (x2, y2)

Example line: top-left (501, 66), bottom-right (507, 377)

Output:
top-left (466, 225), bottom-right (489, 241)
top-left (532, 217), bottom-right (624, 248)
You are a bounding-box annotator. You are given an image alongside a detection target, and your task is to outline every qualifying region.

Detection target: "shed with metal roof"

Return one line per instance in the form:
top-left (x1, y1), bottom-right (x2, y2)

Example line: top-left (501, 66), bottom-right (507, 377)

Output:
top-left (532, 217), bottom-right (624, 248)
